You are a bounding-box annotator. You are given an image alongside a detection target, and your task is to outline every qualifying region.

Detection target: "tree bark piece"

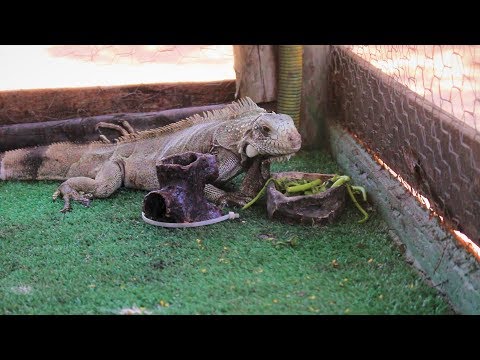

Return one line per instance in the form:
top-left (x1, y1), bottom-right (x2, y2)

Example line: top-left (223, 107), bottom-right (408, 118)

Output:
top-left (142, 152), bottom-right (223, 223)
top-left (266, 171), bottom-right (346, 225)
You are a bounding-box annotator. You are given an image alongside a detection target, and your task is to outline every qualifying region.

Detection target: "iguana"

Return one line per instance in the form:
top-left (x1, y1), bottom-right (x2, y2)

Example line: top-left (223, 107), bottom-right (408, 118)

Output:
top-left (0, 97), bottom-right (302, 212)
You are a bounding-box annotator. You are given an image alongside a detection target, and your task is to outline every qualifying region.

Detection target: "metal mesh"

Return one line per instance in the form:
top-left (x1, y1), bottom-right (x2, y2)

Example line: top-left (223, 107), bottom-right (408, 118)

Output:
top-left (0, 45), bottom-right (235, 124)
top-left (328, 45), bottom-right (480, 245)
top-left (0, 45), bottom-right (234, 90)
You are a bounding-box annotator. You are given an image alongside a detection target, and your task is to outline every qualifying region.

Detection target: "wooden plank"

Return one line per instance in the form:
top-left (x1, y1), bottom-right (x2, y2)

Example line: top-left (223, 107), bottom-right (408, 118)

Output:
top-left (0, 80), bottom-right (236, 126)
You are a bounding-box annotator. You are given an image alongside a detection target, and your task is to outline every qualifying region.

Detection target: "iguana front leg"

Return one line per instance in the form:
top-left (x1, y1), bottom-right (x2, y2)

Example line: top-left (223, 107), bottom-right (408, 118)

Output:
top-left (52, 160), bottom-right (124, 212)
top-left (211, 157), bottom-right (270, 208)
top-left (202, 147), bottom-right (252, 207)
top-left (204, 184), bottom-right (252, 208)
top-left (204, 149), bottom-right (270, 208)
top-left (239, 156), bottom-right (271, 198)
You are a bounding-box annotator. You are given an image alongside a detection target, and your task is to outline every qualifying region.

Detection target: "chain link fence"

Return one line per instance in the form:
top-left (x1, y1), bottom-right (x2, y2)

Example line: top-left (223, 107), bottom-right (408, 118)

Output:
top-left (0, 45), bottom-right (234, 91)
top-left (328, 45), bottom-right (480, 245)
top-left (0, 45), bottom-right (235, 124)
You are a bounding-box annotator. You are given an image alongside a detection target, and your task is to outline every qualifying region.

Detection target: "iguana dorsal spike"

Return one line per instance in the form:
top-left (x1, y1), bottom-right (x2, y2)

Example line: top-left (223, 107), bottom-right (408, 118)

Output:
top-left (116, 97), bottom-right (266, 144)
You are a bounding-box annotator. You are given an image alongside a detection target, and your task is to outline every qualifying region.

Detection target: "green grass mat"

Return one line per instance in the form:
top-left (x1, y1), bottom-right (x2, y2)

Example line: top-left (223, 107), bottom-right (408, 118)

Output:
top-left (0, 151), bottom-right (452, 314)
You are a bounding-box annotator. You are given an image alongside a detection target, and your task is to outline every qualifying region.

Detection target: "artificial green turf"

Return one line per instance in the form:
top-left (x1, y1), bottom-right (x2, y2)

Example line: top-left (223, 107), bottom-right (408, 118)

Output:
top-left (0, 150), bottom-right (453, 314)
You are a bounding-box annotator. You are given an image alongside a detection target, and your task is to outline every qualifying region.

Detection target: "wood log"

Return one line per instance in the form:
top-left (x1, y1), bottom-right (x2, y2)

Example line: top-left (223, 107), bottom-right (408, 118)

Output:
top-left (0, 104), bottom-right (227, 152)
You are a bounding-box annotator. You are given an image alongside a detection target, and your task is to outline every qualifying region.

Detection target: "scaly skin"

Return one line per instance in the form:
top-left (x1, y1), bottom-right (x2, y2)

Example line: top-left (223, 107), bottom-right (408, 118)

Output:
top-left (0, 97), bottom-right (302, 212)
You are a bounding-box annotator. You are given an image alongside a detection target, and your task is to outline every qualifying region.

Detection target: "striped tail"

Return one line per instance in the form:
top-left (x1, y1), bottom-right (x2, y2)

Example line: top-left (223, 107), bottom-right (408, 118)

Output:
top-left (0, 142), bottom-right (110, 181)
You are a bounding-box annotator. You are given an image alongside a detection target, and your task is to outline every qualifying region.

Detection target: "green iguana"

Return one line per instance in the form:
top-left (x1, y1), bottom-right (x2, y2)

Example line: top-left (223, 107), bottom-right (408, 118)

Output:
top-left (0, 97), bottom-right (302, 212)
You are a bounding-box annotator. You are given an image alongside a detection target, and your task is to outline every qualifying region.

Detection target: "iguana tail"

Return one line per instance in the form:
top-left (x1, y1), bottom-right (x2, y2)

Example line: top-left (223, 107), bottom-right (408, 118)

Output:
top-left (0, 141), bottom-right (112, 181)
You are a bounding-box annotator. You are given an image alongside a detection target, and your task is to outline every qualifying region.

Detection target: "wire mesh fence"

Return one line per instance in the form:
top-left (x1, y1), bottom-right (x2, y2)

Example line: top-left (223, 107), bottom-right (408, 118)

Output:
top-left (345, 46), bottom-right (479, 131)
top-left (0, 45), bottom-right (235, 124)
top-left (0, 45), bottom-right (235, 91)
top-left (328, 45), bottom-right (480, 245)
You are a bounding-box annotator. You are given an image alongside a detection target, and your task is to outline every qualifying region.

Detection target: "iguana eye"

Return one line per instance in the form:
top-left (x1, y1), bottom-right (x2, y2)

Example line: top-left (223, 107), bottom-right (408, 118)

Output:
top-left (260, 125), bottom-right (271, 136)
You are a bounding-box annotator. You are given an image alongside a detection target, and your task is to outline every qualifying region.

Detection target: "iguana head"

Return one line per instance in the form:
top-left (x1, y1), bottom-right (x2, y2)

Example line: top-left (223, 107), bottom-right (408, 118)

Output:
top-left (238, 112), bottom-right (302, 163)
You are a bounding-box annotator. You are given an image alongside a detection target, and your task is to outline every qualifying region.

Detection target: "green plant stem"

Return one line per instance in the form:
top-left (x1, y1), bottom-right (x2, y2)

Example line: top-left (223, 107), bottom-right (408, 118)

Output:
top-left (351, 185), bottom-right (367, 201)
top-left (286, 179), bottom-right (322, 193)
top-left (241, 178), bottom-right (277, 210)
top-left (346, 184), bottom-right (369, 223)
top-left (331, 175), bottom-right (351, 188)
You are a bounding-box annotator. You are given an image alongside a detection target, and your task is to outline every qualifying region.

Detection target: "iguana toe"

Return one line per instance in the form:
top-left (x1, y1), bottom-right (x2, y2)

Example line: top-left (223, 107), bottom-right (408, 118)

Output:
top-left (53, 183), bottom-right (92, 212)
top-left (219, 193), bottom-right (252, 208)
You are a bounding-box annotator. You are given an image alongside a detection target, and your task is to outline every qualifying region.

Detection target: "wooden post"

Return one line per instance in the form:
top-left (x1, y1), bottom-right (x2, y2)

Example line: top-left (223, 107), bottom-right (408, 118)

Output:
top-left (301, 45), bottom-right (330, 150)
top-left (233, 45), bottom-right (277, 103)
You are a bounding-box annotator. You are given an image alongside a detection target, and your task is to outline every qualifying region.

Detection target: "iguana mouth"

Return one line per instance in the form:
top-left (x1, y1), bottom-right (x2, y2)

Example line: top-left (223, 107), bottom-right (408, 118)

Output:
top-left (268, 153), bottom-right (296, 163)
top-left (242, 142), bottom-right (296, 163)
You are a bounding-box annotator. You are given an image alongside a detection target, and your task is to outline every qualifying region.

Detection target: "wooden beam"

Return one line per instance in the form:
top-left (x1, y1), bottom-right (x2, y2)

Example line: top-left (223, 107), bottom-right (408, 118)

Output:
top-left (0, 80), bottom-right (235, 126)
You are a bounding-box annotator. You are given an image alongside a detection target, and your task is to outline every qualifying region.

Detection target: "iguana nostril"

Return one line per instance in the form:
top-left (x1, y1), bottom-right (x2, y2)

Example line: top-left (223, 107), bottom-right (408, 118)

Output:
top-left (289, 132), bottom-right (301, 144)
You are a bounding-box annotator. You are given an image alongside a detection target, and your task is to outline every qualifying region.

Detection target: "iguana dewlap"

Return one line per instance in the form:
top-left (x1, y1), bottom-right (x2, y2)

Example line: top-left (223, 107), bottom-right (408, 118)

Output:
top-left (0, 97), bottom-right (302, 212)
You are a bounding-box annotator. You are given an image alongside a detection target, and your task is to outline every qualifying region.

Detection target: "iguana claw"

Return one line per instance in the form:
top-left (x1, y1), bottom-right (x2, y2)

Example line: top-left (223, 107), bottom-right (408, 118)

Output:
top-left (53, 183), bottom-right (93, 213)
top-left (219, 192), bottom-right (252, 208)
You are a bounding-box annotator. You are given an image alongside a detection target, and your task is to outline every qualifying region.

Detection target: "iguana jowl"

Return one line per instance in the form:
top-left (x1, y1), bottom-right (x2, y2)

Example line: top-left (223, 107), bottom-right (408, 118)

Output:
top-left (0, 97), bottom-right (301, 212)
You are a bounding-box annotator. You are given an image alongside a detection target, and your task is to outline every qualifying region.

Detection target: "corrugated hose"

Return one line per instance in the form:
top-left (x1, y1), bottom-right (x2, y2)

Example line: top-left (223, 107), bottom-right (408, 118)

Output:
top-left (277, 45), bottom-right (303, 128)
